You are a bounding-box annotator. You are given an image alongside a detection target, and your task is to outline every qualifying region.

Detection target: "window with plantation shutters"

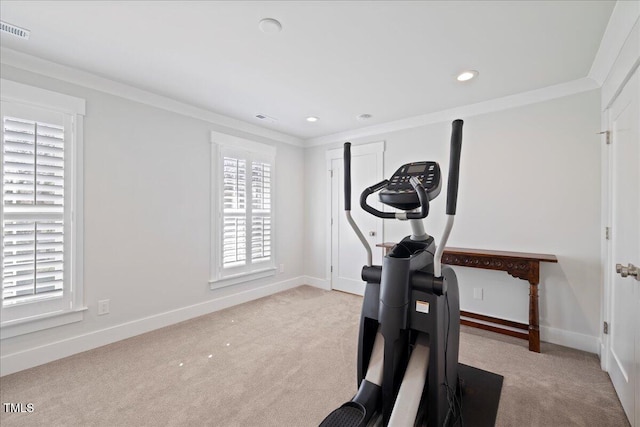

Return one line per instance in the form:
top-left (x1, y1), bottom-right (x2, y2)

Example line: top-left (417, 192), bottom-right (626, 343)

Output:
top-left (210, 132), bottom-right (276, 287)
top-left (2, 117), bottom-right (65, 306)
top-left (1, 79), bottom-right (85, 338)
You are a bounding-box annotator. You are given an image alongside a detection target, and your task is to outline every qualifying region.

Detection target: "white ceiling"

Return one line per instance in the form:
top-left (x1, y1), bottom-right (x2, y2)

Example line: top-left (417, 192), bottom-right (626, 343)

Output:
top-left (0, 1), bottom-right (614, 141)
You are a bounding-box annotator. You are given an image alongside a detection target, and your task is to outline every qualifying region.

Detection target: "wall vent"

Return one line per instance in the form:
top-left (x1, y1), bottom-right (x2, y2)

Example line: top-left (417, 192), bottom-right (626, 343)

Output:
top-left (0, 21), bottom-right (31, 40)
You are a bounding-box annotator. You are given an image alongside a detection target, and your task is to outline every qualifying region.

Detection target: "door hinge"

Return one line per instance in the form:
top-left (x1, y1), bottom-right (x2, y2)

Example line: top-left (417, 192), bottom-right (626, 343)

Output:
top-left (331, 217), bottom-right (333, 226)
top-left (603, 321), bottom-right (609, 334)
top-left (330, 169), bottom-right (333, 177)
top-left (330, 266), bottom-right (333, 273)
top-left (605, 227), bottom-right (610, 240)
top-left (597, 130), bottom-right (610, 145)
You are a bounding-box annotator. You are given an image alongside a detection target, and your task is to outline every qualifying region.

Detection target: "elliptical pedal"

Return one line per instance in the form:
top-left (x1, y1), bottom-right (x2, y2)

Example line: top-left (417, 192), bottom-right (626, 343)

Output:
top-left (320, 402), bottom-right (367, 427)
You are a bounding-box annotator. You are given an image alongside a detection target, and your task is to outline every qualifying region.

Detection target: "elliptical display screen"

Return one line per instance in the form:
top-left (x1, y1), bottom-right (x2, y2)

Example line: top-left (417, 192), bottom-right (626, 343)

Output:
top-left (406, 164), bottom-right (427, 174)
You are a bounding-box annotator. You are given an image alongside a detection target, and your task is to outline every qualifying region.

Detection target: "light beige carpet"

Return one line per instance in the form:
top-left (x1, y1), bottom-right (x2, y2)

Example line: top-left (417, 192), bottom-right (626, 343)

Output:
top-left (0, 285), bottom-right (629, 427)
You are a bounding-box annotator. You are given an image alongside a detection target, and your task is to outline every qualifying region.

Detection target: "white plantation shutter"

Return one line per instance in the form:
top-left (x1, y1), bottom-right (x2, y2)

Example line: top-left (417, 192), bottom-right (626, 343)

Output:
top-left (2, 116), bottom-right (66, 306)
top-left (251, 161), bottom-right (271, 263)
top-left (222, 157), bottom-right (247, 268)
top-left (211, 134), bottom-right (276, 284)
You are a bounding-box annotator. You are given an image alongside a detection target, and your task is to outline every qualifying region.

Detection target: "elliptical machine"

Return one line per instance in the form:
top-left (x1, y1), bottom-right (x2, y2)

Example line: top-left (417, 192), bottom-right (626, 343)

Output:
top-left (320, 120), bottom-right (464, 427)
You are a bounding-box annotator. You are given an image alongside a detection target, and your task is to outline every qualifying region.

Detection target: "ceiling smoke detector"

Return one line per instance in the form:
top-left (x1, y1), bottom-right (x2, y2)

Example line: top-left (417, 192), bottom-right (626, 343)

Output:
top-left (259, 18), bottom-right (282, 34)
top-left (0, 21), bottom-right (30, 40)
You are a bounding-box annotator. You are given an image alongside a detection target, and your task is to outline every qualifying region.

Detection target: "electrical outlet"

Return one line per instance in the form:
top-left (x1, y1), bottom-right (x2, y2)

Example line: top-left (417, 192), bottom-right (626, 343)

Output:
top-left (473, 288), bottom-right (483, 300)
top-left (279, 264), bottom-right (285, 273)
top-left (98, 299), bottom-right (110, 315)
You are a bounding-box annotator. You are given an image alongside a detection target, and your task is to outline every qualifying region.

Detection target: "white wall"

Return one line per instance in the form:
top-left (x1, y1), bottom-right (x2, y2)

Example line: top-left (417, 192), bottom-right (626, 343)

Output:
top-left (0, 63), bottom-right (306, 375)
top-left (305, 89), bottom-right (602, 352)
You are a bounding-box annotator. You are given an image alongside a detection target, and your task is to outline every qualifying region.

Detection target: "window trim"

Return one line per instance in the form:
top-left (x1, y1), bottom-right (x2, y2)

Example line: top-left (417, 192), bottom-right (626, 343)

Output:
top-left (0, 79), bottom-right (86, 338)
top-left (209, 131), bottom-right (276, 289)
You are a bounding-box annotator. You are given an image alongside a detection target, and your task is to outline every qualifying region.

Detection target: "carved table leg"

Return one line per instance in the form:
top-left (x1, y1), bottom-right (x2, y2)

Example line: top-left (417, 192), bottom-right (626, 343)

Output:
top-left (528, 281), bottom-right (541, 353)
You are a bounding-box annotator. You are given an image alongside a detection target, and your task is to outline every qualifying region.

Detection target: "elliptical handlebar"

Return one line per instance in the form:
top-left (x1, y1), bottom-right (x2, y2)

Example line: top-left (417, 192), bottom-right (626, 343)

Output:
top-left (446, 119), bottom-right (463, 216)
top-left (359, 180), bottom-right (392, 219)
top-left (434, 119), bottom-right (463, 277)
top-left (344, 143), bottom-right (352, 211)
top-left (344, 142), bottom-right (373, 267)
top-left (359, 178), bottom-right (430, 219)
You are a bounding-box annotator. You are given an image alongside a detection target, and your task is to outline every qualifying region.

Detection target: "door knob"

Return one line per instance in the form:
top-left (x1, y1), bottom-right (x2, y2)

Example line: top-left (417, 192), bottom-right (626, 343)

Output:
top-left (616, 263), bottom-right (639, 281)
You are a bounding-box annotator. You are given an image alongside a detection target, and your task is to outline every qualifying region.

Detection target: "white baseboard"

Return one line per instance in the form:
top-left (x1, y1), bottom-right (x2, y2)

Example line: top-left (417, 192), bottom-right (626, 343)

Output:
top-left (598, 338), bottom-right (604, 359)
top-left (540, 325), bottom-right (599, 354)
top-left (1, 276), bottom-right (304, 376)
top-left (2, 277), bottom-right (601, 376)
top-left (599, 340), bottom-right (608, 371)
top-left (303, 275), bottom-right (331, 291)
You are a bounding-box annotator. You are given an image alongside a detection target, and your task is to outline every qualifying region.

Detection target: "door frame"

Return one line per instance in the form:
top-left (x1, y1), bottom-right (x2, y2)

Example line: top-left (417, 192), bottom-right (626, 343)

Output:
top-left (599, 10), bottom-right (639, 370)
top-left (601, 58), bottom-right (640, 370)
top-left (600, 57), bottom-right (639, 427)
top-left (325, 141), bottom-right (384, 289)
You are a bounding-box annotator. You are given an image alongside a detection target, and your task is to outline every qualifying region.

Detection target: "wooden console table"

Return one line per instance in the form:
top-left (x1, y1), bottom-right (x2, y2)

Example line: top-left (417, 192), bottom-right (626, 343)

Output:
top-left (376, 244), bottom-right (558, 353)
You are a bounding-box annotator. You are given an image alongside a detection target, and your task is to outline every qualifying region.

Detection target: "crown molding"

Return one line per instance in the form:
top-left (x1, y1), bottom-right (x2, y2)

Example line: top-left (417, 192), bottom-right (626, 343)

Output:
top-left (588, 1), bottom-right (640, 87)
top-left (305, 77), bottom-right (599, 147)
top-left (1, 78), bottom-right (85, 115)
top-left (0, 47), bottom-right (305, 147)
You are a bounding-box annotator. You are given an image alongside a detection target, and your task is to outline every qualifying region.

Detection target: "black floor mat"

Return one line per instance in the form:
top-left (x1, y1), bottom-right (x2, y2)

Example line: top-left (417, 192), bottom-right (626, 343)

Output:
top-left (456, 363), bottom-right (504, 427)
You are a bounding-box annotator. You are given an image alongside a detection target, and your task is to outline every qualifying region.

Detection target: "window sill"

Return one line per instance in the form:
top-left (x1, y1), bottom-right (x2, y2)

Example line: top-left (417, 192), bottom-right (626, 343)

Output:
top-left (1, 307), bottom-right (88, 340)
top-left (209, 267), bottom-right (277, 290)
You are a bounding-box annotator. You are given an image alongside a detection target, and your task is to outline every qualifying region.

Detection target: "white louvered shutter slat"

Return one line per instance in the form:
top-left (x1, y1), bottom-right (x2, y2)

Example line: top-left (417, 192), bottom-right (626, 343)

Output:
top-left (36, 123), bottom-right (64, 212)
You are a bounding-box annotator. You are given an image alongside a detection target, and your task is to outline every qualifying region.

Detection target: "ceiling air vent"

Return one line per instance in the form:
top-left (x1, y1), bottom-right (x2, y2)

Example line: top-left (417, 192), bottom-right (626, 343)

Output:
top-left (255, 114), bottom-right (277, 123)
top-left (0, 21), bottom-right (31, 40)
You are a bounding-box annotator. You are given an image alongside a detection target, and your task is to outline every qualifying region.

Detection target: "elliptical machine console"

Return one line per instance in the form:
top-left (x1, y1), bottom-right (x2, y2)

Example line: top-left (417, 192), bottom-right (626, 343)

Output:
top-left (379, 162), bottom-right (441, 210)
top-left (320, 120), bottom-right (464, 427)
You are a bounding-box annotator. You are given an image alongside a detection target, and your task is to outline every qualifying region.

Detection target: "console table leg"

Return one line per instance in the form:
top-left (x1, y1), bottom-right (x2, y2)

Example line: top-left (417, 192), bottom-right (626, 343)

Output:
top-left (529, 282), bottom-right (541, 353)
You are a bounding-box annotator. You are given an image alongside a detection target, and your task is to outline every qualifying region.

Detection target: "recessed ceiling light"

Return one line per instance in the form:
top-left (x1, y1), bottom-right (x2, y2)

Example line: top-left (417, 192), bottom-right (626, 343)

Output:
top-left (259, 18), bottom-right (282, 34)
top-left (306, 116), bottom-right (319, 123)
top-left (357, 114), bottom-right (373, 121)
top-left (457, 70), bottom-right (479, 82)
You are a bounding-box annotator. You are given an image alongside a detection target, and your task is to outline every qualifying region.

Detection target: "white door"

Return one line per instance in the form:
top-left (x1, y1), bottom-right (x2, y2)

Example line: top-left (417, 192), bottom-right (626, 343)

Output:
top-left (330, 144), bottom-right (384, 295)
top-left (607, 67), bottom-right (639, 426)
